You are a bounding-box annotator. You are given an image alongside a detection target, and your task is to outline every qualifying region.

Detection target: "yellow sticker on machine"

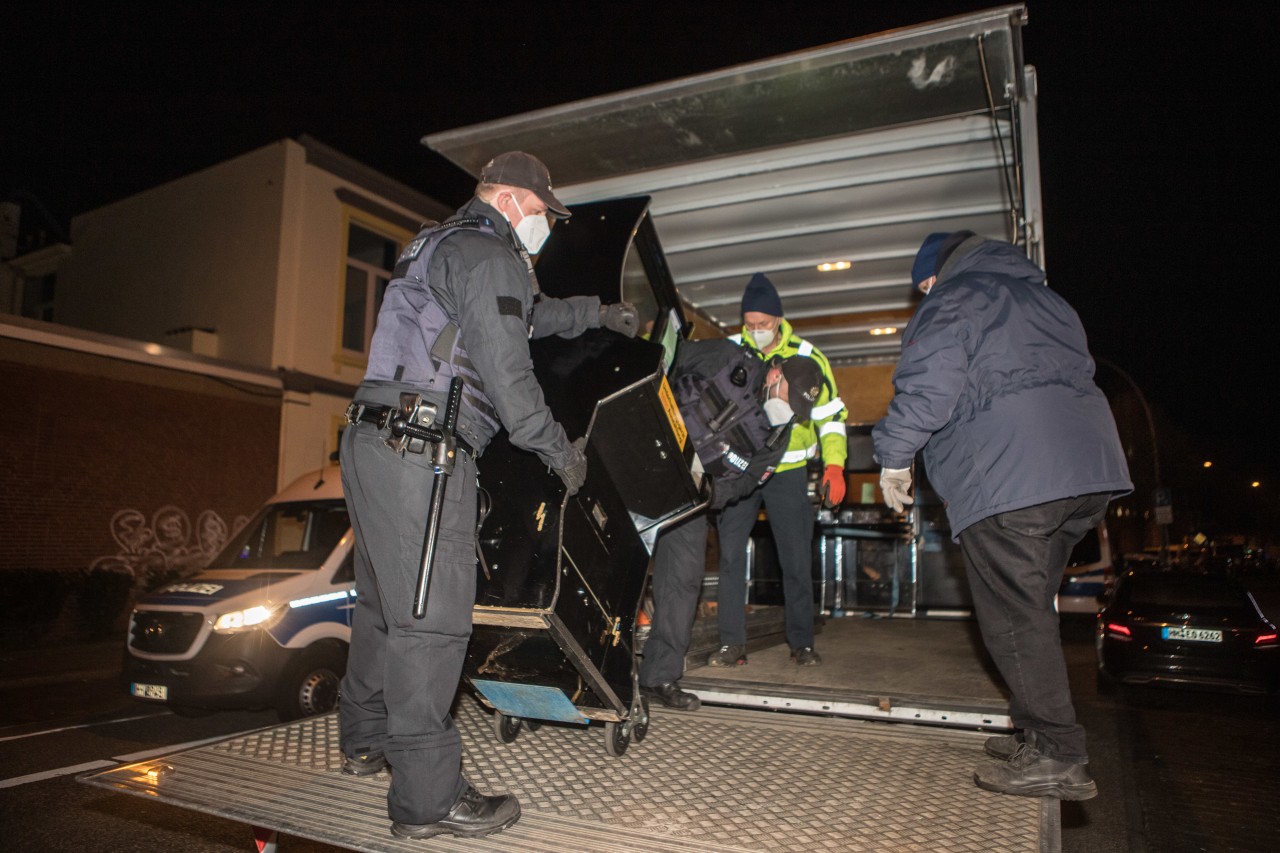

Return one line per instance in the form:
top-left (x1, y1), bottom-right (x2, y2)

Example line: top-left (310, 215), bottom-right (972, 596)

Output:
top-left (658, 375), bottom-right (688, 450)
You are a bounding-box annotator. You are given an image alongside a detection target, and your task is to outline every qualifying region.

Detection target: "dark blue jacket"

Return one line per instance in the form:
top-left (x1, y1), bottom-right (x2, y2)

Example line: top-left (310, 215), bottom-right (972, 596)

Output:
top-left (872, 240), bottom-right (1132, 537)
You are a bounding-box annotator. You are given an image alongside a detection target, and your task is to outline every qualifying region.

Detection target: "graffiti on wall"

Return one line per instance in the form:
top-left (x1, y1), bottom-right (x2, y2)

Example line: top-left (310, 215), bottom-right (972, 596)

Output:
top-left (90, 506), bottom-right (250, 586)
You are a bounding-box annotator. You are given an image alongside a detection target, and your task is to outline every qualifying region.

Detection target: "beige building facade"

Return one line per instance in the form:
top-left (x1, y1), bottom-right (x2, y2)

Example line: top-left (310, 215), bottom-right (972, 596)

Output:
top-left (53, 136), bottom-right (452, 488)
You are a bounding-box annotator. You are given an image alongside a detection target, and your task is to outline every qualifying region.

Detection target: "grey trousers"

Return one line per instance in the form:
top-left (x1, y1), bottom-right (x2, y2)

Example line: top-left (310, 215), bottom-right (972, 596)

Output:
top-left (715, 467), bottom-right (816, 650)
top-left (958, 493), bottom-right (1110, 764)
top-left (338, 389), bottom-right (478, 824)
top-left (639, 512), bottom-right (708, 687)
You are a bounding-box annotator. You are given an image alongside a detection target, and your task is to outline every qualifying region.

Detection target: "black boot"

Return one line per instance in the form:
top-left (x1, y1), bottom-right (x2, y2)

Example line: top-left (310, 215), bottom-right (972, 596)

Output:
top-left (391, 783), bottom-right (522, 839)
top-left (974, 743), bottom-right (1097, 800)
top-left (983, 731), bottom-right (1026, 760)
top-left (341, 751), bottom-right (388, 776)
top-left (640, 681), bottom-right (702, 711)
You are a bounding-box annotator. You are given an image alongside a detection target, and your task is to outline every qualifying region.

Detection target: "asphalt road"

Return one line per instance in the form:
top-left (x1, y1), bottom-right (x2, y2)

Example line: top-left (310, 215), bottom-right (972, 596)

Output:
top-left (0, 671), bottom-right (347, 853)
top-left (1061, 575), bottom-right (1280, 853)
top-left (1058, 613), bottom-right (1279, 853)
top-left (2, 591), bottom-right (1276, 852)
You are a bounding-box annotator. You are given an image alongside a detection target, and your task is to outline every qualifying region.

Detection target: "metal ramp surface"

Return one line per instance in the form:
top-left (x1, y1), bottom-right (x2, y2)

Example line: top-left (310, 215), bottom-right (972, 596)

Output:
top-left (80, 696), bottom-right (1056, 852)
top-left (682, 615), bottom-right (1014, 729)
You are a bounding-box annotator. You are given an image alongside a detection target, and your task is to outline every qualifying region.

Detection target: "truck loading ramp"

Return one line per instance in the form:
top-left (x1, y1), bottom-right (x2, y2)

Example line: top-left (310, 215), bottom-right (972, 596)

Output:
top-left (80, 695), bottom-right (1056, 852)
top-left (681, 615), bottom-right (1014, 730)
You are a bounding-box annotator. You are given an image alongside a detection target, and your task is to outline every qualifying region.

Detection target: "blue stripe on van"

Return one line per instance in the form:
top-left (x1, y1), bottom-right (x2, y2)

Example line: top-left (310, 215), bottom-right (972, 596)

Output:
top-left (269, 590), bottom-right (353, 644)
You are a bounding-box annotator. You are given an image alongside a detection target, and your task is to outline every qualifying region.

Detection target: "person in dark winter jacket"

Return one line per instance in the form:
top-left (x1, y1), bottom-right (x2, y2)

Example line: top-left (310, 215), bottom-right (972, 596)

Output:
top-left (872, 231), bottom-right (1131, 802)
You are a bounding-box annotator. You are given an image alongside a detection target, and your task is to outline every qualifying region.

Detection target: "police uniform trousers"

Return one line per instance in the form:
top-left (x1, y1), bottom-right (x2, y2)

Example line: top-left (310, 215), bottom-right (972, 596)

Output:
top-left (715, 466), bottom-right (816, 651)
top-left (338, 385), bottom-right (478, 825)
top-left (958, 493), bottom-right (1109, 765)
top-left (639, 512), bottom-right (709, 687)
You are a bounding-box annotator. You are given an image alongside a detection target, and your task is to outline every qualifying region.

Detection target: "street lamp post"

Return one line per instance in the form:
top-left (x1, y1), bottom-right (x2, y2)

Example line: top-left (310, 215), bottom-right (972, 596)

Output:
top-left (1096, 357), bottom-right (1171, 563)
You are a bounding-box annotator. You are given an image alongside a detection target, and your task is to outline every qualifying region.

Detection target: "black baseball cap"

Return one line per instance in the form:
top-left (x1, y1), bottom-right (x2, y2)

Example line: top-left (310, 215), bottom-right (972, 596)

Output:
top-left (773, 356), bottom-right (824, 421)
top-left (480, 151), bottom-right (571, 219)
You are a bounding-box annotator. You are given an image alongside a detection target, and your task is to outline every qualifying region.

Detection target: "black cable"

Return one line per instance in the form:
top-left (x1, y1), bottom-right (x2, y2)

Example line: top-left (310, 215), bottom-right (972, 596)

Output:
top-left (976, 34), bottom-right (1023, 240)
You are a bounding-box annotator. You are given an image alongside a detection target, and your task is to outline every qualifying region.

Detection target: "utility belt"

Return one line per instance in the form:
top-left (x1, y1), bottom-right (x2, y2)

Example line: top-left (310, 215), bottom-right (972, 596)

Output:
top-left (345, 395), bottom-right (475, 458)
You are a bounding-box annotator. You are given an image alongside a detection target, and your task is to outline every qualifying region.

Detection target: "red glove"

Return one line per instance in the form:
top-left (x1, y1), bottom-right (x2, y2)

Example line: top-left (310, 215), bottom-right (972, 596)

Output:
top-left (821, 464), bottom-right (846, 506)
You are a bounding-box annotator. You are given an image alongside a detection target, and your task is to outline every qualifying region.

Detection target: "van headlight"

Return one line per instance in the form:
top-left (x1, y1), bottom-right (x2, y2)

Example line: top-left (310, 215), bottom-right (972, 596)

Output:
top-left (213, 605), bottom-right (283, 633)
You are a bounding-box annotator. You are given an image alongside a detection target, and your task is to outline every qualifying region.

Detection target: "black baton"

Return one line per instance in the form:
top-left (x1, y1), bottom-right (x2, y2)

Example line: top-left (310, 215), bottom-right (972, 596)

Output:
top-left (392, 377), bottom-right (463, 620)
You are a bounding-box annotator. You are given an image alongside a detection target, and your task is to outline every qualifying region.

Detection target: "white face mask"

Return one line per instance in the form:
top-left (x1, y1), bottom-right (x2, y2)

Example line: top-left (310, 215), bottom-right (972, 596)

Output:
top-left (762, 378), bottom-right (794, 426)
top-left (763, 397), bottom-right (794, 427)
top-left (508, 194), bottom-right (551, 254)
top-left (749, 327), bottom-right (776, 350)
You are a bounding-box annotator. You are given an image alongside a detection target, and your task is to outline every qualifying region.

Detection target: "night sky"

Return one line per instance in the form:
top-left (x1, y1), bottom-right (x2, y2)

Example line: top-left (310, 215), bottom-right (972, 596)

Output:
top-left (6, 2), bottom-right (1277, 497)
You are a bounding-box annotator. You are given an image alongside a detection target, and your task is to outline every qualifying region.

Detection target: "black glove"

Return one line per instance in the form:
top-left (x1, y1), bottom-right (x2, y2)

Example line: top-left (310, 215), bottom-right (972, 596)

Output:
top-left (555, 438), bottom-right (588, 496)
top-left (599, 302), bottom-right (639, 337)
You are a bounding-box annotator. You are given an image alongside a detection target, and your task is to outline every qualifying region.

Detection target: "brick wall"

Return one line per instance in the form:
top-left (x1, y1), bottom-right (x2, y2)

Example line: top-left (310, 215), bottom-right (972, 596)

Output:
top-left (0, 339), bottom-right (280, 579)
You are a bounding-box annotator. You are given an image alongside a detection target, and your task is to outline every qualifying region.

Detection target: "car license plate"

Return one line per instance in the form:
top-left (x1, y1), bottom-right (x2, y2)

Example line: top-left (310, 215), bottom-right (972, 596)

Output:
top-left (131, 682), bottom-right (169, 700)
top-left (1162, 626), bottom-right (1222, 643)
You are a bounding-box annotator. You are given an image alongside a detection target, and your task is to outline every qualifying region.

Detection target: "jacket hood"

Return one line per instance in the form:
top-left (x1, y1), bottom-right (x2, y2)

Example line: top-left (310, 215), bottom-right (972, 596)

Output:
top-left (935, 239), bottom-right (1045, 291)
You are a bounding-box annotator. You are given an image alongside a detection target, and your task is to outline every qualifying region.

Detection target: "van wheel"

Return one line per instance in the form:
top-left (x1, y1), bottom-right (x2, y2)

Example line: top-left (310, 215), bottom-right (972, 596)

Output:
top-left (277, 644), bottom-right (347, 722)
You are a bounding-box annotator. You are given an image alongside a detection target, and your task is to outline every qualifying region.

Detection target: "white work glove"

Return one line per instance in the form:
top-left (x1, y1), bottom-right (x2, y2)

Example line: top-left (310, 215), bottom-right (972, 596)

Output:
top-left (879, 467), bottom-right (914, 513)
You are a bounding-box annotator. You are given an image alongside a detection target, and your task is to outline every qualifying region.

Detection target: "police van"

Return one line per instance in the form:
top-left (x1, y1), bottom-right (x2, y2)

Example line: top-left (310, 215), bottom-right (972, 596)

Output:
top-left (123, 465), bottom-right (354, 721)
top-left (1056, 522), bottom-right (1115, 614)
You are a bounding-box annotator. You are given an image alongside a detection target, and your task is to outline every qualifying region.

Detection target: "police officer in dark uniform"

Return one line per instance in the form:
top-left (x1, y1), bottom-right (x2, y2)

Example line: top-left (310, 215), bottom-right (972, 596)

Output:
top-left (638, 340), bottom-right (821, 710)
top-left (338, 151), bottom-right (638, 840)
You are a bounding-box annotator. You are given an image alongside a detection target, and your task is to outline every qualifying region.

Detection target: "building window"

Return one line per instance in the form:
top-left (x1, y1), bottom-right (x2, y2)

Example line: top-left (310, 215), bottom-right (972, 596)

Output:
top-left (341, 222), bottom-right (399, 355)
top-left (21, 273), bottom-right (57, 322)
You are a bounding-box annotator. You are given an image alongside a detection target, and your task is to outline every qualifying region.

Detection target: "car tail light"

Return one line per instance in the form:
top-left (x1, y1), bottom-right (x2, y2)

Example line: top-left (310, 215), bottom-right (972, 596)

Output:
top-left (1105, 622), bottom-right (1132, 638)
top-left (1255, 632), bottom-right (1278, 647)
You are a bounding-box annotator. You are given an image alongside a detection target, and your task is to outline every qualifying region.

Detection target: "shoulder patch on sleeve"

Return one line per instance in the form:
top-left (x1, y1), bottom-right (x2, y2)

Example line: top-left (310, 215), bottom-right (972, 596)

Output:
top-left (397, 234), bottom-right (428, 263)
top-left (496, 295), bottom-right (524, 319)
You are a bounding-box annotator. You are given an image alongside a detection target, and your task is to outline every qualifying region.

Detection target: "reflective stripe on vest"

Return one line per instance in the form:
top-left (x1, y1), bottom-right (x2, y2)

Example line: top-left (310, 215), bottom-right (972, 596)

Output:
top-left (819, 420), bottom-right (847, 438)
top-left (810, 396), bottom-right (845, 421)
top-left (781, 443), bottom-right (818, 465)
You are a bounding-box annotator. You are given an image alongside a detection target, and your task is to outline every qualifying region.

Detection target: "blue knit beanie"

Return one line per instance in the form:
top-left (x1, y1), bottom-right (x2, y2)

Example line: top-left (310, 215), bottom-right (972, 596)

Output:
top-left (741, 272), bottom-right (783, 317)
top-left (911, 233), bottom-right (951, 286)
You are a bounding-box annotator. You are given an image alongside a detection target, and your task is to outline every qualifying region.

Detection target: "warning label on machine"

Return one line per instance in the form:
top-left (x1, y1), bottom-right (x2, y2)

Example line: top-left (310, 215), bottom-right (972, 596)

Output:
top-left (657, 375), bottom-right (687, 450)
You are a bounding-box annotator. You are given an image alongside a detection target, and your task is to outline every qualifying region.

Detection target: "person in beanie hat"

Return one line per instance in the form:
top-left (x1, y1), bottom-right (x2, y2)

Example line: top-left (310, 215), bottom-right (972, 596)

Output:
top-left (741, 272), bottom-right (785, 317)
top-left (911, 232), bottom-right (950, 291)
top-left (708, 273), bottom-right (848, 669)
top-left (911, 230), bottom-right (979, 295)
top-left (873, 230), bottom-right (1131, 801)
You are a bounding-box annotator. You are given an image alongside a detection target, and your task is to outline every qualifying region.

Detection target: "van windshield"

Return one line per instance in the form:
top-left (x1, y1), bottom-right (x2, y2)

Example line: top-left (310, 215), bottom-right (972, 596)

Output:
top-left (212, 500), bottom-right (350, 570)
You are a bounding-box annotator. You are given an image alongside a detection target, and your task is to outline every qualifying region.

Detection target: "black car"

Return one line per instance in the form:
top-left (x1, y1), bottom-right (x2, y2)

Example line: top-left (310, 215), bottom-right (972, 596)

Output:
top-left (1096, 570), bottom-right (1279, 694)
